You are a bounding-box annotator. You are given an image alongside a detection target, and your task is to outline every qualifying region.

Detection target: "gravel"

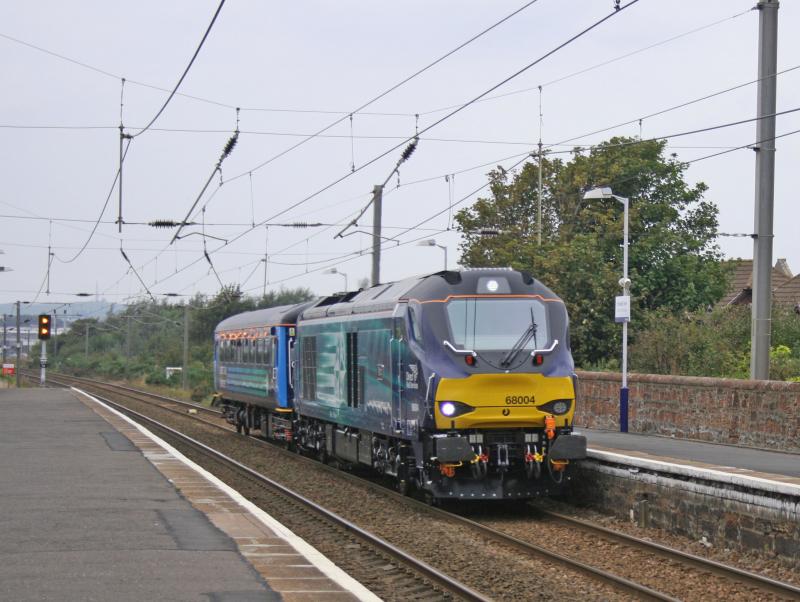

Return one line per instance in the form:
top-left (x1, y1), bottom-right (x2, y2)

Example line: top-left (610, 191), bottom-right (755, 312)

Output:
top-left (103, 391), bottom-right (799, 601)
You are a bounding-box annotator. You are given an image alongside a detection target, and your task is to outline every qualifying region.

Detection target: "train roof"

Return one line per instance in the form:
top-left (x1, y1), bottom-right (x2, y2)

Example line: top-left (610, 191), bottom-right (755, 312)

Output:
top-left (214, 300), bottom-right (316, 333)
top-left (300, 268), bottom-right (559, 320)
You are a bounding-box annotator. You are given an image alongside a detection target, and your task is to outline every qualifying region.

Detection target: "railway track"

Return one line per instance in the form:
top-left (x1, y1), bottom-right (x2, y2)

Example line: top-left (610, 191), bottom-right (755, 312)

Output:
top-left (31, 372), bottom-right (800, 601)
top-left (50, 380), bottom-right (486, 601)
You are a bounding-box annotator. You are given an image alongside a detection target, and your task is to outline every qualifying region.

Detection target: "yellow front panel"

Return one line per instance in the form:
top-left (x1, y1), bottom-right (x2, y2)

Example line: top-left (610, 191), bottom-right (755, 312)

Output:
top-left (434, 373), bottom-right (574, 429)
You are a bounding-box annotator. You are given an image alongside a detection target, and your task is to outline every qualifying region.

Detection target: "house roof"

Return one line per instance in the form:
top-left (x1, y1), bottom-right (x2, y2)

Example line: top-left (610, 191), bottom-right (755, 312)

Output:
top-left (719, 258), bottom-right (793, 306)
top-left (774, 274), bottom-right (800, 305)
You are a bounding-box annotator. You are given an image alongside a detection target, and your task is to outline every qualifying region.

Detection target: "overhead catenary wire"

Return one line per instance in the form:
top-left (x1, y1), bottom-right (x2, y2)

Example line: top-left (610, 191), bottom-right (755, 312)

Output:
top-left (0, 5), bottom-right (751, 125)
top-left (0, 31), bottom-right (412, 118)
top-left (335, 137), bottom-right (419, 238)
top-left (28, 2), bottom-right (784, 302)
top-left (197, 0), bottom-right (640, 268)
top-left (416, 7), bottom-right (754, 117)
top-left (55, 138), bottom-right (132, 264)
top-left (79, 116), bottom-right (800, 304)
top-left (171, 127), bottom-right (239, 243)
top-left (33, 101), bottom-right (800, 305)
top-left (95, 0), bottom-right (647, 303)
top-left (128, 0), bottom-right (227, 139)
top-left (390, 124), bottom-right (800, 246)
top-left (7, 5), bottom-right (788, 290)
top-left (119, 246), bottom-right (156, 303)
top-left (222, 0), bottom-right (544, 185)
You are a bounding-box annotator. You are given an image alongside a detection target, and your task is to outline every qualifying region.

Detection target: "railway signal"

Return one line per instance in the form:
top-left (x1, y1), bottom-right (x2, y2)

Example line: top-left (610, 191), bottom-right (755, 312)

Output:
top-left (38, 314), bottom-right (51, 340)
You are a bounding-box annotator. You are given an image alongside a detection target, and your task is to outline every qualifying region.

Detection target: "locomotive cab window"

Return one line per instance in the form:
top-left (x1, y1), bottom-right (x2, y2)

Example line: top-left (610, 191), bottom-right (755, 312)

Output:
top-left (408, 306), bottom-right (423, 342)
top-left (446, 297), bottom-right (550, 351)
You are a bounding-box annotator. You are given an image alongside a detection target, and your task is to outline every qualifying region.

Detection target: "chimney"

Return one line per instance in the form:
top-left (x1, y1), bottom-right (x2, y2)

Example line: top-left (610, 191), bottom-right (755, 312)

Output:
top-left (774, 258), bottom-right (793, 279)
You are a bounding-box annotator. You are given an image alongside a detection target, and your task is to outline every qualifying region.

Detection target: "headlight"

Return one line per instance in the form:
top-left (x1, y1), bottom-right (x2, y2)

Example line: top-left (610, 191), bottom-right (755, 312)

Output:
top-left (437, 400), bottom-right (474, 418)
top-left (441, 402), bottom-right (457, 416)
top-left (539, 399), bottom-right (573, 415)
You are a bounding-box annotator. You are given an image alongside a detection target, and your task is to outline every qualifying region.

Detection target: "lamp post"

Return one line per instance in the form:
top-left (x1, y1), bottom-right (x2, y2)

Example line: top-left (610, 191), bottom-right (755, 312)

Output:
top-left (321, 267), bottom-right (348, 291)
top-left (583, 186), bottom-right (630, 433)
top-left (417, 239), bottom-right (448, 270)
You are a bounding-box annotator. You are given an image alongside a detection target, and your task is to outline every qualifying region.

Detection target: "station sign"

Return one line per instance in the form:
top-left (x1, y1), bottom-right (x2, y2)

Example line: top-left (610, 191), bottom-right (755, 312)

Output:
top-left (615, 295), bottom-right (631, 323)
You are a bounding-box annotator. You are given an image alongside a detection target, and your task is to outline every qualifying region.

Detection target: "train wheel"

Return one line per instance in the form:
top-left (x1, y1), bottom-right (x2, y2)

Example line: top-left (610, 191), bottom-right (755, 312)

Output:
top-left (423, 492), bottom-right (440, 507)
top-left (235, 409), bottom-right (247, 435)
top-left (396, 478), bottom-right (409, 496)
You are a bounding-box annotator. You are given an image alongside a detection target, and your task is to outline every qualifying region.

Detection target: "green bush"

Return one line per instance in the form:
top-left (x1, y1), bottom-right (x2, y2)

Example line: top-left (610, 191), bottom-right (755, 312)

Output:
top-left (145, 368), bottom-right (170, 386)
top-left (191, 383), bottom-right (213, 402)
top-left (629, 304), bottom-right (800, 381)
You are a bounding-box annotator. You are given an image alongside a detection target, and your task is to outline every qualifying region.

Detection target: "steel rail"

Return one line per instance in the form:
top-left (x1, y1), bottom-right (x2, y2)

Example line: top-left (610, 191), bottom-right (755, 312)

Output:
top-left (72, 386), bottom-right (490, 602)
top-left (60, 372), bottom-right (220, 413)
top-left (38, 373), bottom-right (799, 600)
top-left (540, 509), bottom-right (800, 600)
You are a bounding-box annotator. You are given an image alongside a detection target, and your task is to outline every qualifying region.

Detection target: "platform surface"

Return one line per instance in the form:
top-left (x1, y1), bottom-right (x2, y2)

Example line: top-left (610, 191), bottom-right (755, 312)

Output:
top-left (581, 427), bottom-right (800, 483)
top-left (0, 387), bottom-right (372, 602)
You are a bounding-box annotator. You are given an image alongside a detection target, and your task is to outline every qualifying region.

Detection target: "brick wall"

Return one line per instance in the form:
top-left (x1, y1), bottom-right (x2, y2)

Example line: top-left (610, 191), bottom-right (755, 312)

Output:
top-left (569, 460), bottom-right (800, 563)
top-left (574, 371), bottom-right (800, 452)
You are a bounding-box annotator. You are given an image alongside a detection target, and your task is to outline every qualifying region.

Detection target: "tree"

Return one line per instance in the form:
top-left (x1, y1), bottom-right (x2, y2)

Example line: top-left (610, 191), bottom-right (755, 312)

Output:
top-left (455, 137), bottom-right (730, 366)
top-left (47, 286), bottom-right (315, 395)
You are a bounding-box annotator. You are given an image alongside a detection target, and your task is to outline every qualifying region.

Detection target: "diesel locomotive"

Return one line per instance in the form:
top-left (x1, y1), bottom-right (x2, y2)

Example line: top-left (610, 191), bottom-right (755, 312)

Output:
top-left (213, 267), bottom-right (587, 500)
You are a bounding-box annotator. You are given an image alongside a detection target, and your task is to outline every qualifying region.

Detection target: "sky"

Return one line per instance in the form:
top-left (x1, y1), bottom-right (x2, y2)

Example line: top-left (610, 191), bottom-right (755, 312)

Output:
top-left (1, 0), bottom-right (798, 309)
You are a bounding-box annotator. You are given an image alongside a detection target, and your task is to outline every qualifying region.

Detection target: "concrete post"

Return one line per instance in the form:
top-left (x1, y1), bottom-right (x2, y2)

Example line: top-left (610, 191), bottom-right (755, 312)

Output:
top-left (371, 185), bottom-right (383, 286)
top-left (182, 305), bottom-right (189, 390)
top-left (750, 0), bottom-right (779, 380)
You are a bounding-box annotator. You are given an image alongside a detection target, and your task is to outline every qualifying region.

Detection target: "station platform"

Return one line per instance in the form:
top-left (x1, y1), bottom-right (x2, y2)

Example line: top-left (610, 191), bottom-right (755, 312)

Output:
top-left (579, 427), bottom-right (800, 488)
top-left (0, 387), bottom-right (377, 602)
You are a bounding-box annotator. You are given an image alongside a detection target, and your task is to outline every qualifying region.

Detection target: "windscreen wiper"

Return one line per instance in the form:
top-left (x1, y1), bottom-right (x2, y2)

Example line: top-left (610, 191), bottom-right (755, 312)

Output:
top-left (500, 308), bottom-right (537, 367)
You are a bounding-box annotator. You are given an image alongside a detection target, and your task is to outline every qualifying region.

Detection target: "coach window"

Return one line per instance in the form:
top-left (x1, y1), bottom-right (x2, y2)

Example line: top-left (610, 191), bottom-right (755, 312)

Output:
top-left (268, 337), bottom-right (275, 367)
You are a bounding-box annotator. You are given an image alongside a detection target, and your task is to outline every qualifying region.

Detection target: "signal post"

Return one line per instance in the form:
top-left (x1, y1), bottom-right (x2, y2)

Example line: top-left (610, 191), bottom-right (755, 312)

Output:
top-left (37, 314), bottom-right (51, 385)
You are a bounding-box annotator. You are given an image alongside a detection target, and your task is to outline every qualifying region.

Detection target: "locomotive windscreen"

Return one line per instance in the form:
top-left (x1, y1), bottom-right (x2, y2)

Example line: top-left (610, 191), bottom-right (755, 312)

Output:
top-left (445, 297), bottom-right (550, 351)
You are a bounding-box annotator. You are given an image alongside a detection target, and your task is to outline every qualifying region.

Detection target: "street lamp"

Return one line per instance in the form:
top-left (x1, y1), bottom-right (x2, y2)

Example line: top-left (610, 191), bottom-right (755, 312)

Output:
top-left (583, 186), bottom-right (631, 433)
top-left (321, 267), bottom-right (348, 291)
top-left (417, 239), bottom-right (448, 270)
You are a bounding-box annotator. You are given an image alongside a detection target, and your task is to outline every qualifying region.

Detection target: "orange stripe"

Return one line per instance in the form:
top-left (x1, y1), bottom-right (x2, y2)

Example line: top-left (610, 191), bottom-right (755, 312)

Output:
top-left (216, 323), bottom-right (295, 340)
top-left (406, 294), bottom-right (563, 304)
